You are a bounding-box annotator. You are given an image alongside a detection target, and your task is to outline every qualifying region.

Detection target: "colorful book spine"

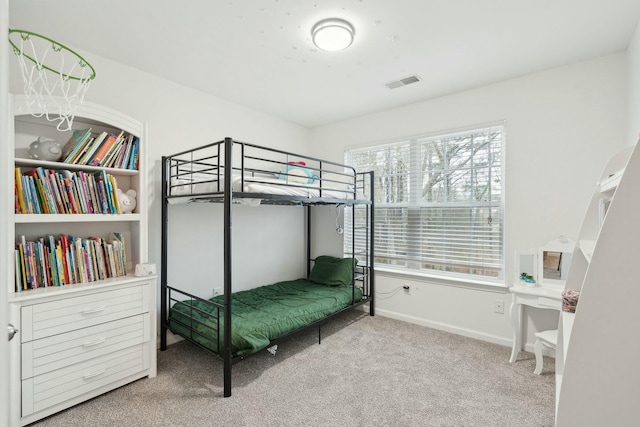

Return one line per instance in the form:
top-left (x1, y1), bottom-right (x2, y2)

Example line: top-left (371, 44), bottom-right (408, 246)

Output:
top-left (15, 168), bottom-right (26, 214)
top-left (15, 168), bottom-right (121, 216)
top-left (62, 128), bottom-right (93, 163)
top-left (77, 131), bottom-right (108, 165)
top-left (15, 232), bottom-right (129, 291)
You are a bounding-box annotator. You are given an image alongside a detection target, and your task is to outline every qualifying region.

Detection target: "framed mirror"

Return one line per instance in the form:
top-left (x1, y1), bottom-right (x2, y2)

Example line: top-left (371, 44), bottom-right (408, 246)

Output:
top-left (538, 237), bottom-right (575, 287)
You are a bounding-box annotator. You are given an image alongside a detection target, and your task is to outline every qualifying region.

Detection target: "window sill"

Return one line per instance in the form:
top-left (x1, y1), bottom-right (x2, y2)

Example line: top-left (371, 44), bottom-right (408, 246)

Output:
top-left (373, 266), bottom-right (508, 293)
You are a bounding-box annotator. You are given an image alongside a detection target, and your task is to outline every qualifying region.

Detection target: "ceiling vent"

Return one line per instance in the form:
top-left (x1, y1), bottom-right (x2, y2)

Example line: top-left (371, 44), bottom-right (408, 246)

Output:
top-left (385, 74), bottom-right (422, 90)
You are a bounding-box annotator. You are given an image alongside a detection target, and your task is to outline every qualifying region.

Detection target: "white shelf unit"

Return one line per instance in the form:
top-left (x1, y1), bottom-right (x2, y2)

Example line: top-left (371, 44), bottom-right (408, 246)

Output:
top-left (555, 143), bottom-right (638, 426)
top-left (6, 96), bottom-right (157, 426)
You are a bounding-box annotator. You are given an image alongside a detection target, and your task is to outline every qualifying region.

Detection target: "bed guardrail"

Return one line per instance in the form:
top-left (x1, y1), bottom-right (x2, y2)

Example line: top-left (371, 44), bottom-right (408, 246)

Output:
top-left (164, 138), bottom-right (366, 205)
top-left (166, 285), bottom-right (224, 357)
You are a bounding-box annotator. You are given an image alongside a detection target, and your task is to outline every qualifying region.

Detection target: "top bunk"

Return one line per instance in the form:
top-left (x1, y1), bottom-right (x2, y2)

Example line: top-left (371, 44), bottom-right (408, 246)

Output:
top-left (162, 137), bottom-right (373, 206)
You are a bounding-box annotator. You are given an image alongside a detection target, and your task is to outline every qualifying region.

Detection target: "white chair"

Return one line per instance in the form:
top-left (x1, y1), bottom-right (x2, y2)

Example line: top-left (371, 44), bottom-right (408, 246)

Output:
top-left (533, 329), bottom-right (557, 374)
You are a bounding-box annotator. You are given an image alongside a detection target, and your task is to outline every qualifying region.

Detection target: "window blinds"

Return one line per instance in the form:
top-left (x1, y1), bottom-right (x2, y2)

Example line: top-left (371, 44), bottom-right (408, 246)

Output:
top-left (345, 125), bottom-right (503, 279)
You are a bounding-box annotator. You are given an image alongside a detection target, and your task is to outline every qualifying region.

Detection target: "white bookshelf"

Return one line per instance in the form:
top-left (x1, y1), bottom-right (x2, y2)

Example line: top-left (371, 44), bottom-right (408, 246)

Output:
top-left (555, 143), bottom-right (638, 426)
top-left (6, 96), bottom-right (157, 426)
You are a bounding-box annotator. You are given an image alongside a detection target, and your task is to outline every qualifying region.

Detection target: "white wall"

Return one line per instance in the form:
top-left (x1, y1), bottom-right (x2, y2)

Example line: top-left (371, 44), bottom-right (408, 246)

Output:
top-left (629, 21), bottom-right (640, 141)
top-left (310, 54), bottom-right (628, 349)
top-left (8, 52), bottom-right (313, 299)
top-left (6, 32), bottom-right (633, 353)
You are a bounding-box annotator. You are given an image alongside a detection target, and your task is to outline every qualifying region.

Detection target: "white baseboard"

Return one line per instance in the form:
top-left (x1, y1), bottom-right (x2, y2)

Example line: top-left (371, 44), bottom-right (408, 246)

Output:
top-left (375, 308), bottom-right (511, 346)
top-left (374, 308), bottom-right (556, 358)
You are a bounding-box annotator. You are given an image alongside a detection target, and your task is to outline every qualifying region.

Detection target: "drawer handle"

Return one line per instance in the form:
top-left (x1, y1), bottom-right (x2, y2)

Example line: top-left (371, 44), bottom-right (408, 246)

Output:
top-left (83, 368), bottom-right (107, 380)
top-left (82, 337), bottom-right (107, 348)
top-left (81, 306), bottom-right (106, 315)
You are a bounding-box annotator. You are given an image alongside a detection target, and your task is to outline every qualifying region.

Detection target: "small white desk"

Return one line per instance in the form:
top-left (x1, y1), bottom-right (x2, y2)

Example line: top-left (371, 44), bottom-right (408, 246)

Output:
top-left (509, 283), bottom-right (563, 363)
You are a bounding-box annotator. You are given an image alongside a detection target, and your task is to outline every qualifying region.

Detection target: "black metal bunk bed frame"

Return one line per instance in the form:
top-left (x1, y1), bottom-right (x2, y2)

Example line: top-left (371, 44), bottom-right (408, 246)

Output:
top-left (160, 137), bottom-right (374, 397)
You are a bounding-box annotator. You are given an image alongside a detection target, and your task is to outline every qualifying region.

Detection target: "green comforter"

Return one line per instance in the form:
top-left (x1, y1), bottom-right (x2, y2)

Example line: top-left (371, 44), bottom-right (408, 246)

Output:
top-left (169, 279), bottom-right (362, 356)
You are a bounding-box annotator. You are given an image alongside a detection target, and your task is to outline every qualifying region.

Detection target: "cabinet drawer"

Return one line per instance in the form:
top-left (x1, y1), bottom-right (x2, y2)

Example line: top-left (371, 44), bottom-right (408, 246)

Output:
top-left (22, 342), bottom-right (150, 417)
top-left (22, 313), bottom-right (150, 379)
top-left (21, 284), bottom-right (149, 342)
top-left (538, 296), bottom-right (562, 309)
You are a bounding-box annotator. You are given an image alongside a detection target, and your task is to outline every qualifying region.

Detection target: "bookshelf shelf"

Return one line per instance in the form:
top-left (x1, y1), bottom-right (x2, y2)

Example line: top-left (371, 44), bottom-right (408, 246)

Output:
top-left (14, 157), bottom-right (140, 176)
top-left (14, 213), bottom-right (142, 224)
top-left (8, 274), bottom-right (146, 303)
top-left (7, 95), bottom-right (156, 426)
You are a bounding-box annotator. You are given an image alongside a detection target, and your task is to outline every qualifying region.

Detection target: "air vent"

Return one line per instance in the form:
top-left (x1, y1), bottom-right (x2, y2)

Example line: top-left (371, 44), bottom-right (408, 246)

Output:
top-left (385, 74), bottom-right (422, 90)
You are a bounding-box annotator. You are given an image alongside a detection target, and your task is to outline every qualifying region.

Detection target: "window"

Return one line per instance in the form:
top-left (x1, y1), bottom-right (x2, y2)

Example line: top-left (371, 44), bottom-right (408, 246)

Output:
top-left (345, 124), bottom-right (504, 280)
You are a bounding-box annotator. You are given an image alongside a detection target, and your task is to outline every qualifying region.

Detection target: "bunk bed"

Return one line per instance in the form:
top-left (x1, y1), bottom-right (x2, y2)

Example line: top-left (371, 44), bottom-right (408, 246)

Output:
top-left (160, 137), bottom-right (374, 397)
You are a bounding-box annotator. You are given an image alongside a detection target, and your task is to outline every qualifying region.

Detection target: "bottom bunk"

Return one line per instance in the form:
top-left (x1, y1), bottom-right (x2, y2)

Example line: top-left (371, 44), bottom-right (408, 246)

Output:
top-left (168, 273), bottom-right (366, 358)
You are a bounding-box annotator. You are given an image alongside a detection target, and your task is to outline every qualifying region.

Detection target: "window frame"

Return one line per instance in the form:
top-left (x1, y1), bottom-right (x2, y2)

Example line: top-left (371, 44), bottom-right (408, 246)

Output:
top-left (344, 122), bottom-right (506, 284)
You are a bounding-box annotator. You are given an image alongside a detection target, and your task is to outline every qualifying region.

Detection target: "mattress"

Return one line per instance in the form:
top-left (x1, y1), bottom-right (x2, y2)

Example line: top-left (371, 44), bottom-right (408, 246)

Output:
top-left (168, 279), bottom-right (363, 356)
top-left (168, 173), bottom-right (359, 204)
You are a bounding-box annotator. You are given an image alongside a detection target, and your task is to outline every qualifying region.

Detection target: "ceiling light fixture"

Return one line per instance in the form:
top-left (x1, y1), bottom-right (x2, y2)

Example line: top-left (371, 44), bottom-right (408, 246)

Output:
top-left (311, 18), bottom-right (355, 52)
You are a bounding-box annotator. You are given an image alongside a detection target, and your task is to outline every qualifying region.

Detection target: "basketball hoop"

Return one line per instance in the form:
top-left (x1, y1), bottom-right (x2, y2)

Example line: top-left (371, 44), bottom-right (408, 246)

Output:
top-left (9, 29), bottom-right (96, 131)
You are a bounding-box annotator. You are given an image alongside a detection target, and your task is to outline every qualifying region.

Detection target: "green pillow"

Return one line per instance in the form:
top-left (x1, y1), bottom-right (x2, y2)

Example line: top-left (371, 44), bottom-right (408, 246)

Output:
top-left (309, 255), bottom-right (354, 286)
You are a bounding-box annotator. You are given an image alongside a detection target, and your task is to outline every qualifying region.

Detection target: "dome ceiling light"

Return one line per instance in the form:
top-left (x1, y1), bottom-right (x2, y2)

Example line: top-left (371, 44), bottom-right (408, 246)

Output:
top-left (311, 18), bottom-right (355, 52)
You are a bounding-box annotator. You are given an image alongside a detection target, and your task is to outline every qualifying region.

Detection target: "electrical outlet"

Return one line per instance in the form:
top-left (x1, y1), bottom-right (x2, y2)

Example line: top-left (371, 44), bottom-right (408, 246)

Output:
top-left (403, 285), bottom-right (411, 295)
top-left (494, 299), bottom-right (504, 314)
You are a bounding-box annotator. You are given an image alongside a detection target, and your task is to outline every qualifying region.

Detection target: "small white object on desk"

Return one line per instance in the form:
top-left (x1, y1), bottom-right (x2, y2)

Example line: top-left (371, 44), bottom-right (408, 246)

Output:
top-left (135, 263), bottom-right (157, 277)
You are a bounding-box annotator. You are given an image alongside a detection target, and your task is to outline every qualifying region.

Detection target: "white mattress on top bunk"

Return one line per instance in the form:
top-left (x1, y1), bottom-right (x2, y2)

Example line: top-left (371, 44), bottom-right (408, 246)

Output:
top-left (169, 173), bottom-right (360, 205)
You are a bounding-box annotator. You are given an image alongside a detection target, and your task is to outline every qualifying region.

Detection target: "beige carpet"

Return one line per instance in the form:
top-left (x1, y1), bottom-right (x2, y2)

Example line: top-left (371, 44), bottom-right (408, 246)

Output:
top-left (32, 311), bottom-right (555, 427)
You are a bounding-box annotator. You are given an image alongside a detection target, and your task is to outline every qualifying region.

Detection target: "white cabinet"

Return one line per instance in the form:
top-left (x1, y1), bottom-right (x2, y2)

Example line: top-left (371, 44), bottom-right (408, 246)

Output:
top-left (555, 143), bottom-right (639, 426)
top-left (6, 96), bottom-right (156, 426)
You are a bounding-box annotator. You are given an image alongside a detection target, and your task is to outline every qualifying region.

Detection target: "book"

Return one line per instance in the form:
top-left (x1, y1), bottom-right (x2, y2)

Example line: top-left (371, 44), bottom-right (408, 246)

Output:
top-left (25, 175), bottom-right (42, 214)
top-left (34, 167), bottom-right (57, 213)
top-left (55, 243), bottom-right (66, 285)
top-left (37, 238), bottom-right (49, 287)
top-left (77, 132), bottom-right (108, 165)
top-left (14, 231), bottom-right (133, 291)
top-left (54, 172), bottom-right (71, 214)
top-left (21, 176), bottom-right (33, 213)
top-left (23, 170), bottom-right (47, 213)
top-left (62, 128), bottom-right (92, 163)
top-left (47, 169), bottom-right (65, 213)
top-left (79, 172), bottom-right (95, 213)
top-left (127, 137), bottom-right (139, 170)
top-left (88, 133), bottom-right (117, 166)
top-left (15, 168), bottom-right (26, 214)
top-left (113, 136), bottom-right (132, 168)
top-left (60, 234), bottom-right (72, 284)
top-left (15, 249), bottom-right (23, 291)
top-left (47, 235), bottom-right (59, 286)
top-left (109, 232), bottom-right (128, 274)
top-left (59, 172), bottom-right (78, 214)
top-left (109, 175), bottom-right (121, 214)
top-left (67, 136), bottom-right (95, 164)
top-left (100, 131), bottom-right (125, 167)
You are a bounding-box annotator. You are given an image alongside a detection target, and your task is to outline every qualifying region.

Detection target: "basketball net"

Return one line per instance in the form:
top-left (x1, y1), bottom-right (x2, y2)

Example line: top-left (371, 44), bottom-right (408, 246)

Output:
top-left (9, 29), bottom-right (96, 131)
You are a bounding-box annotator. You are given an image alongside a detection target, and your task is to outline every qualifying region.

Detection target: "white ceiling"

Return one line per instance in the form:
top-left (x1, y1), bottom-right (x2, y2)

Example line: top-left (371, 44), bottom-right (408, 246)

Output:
top-left (9, 0), bottom-right (640, 128)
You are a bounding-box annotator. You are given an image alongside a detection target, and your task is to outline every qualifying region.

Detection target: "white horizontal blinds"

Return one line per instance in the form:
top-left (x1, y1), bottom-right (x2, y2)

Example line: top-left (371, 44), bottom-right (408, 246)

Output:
top-left (345, 141), bottom-right (410, 265)
top-left (345, 124), bottom-right (503, 279)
